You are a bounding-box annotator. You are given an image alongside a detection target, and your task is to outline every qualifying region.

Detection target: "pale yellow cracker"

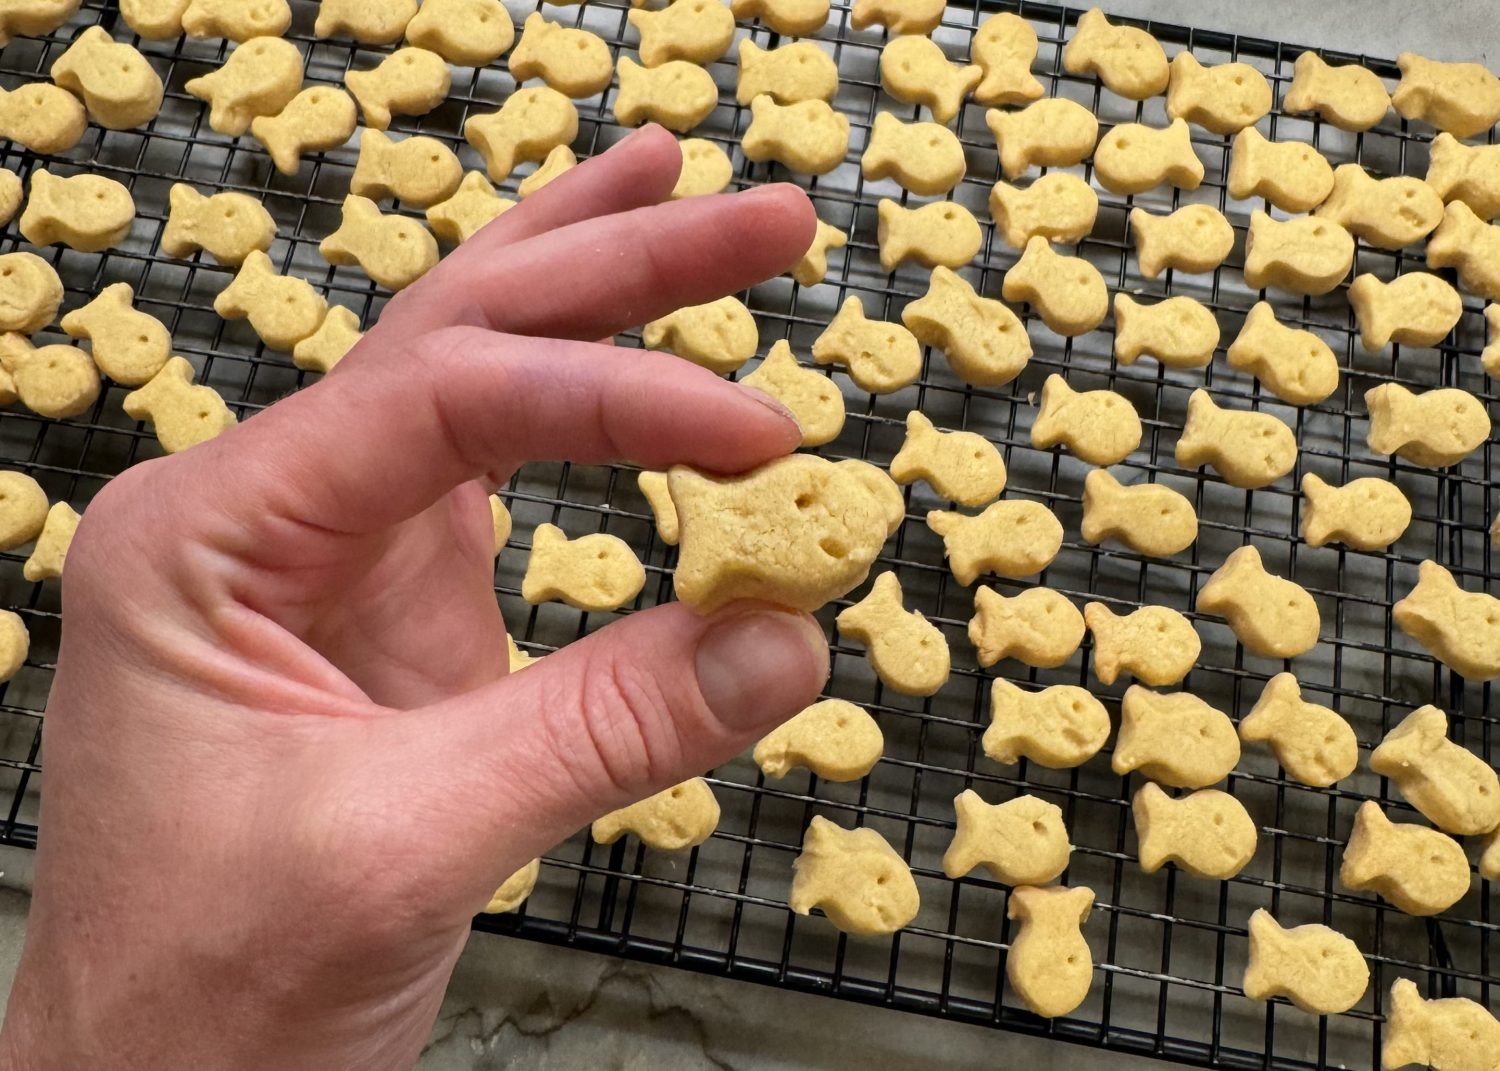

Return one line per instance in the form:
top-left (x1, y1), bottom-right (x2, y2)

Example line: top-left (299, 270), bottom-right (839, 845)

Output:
top-left (425, 171), bottom-right (515, 243)
top-left (0, 472), bottom-right (49, 551)
top-left (315, 0), bottom-right (416, 44)
top-left (1383, 978), bottom-right (1500, 1070)
top-left (1176, 389), bottom-right (1297, 489)
top-left (1339, 801), bottom-right (1468, 916)
top-left (184, 35), bottom-right (302, 136)
top-left (482, 859), bottom-right (539, 914)
top-left (968, 586), bottom-right (1083, 669)
top-left (880, 36), bottom-right (981, 125)
top-left (345, 47), bottom-right (450, 130)
top-left (1083, 602), bottom-right (1199, 687)
top-left (1002, 237), bottom-right (1107, 337)
top-left (1061, 8), bottom-right (1168, 100)
top-left (592, 778), bottom-right (720, 850)
top-left (1392, 51), bottom-right (1500, 139)
top-left (812, 297), bottom-right (921, 393)
top-left (739, 340), bottom-right (844, 447)
top-left (1094, 118), bottom-right (1203, 195)
top-left (0, 170), bottom-right (19, 228)
top-left (1300, 473), bottom-right (1410, 551)
top-left (505, 634), bottom-right (533, 671)
top-left (406, 0), bottom-right (514, 67)
top-left (0, 84), bottom-right (87, 156)
top-left (861, 112), bottom-right (965, 196)
top-left (615, 57), bottom-right (718, 132)
top-left (1350, 272), bottom-right (1462, 354)
top-left (354, 130), bottom-right (465, 207)
top-left (743, 95), bottom-right (848, 175)
top-left (60, 283), bottom-right (170, 387)
top-left (1242, 910), bottom-right (1367, 1015)
top-left (1244, 210), bottom-right (1353, 294)
top-left (0, 610), bottom-right (28, 684)
top-left (1166, 53), bottom-right (1271, 134)
top-left (1080, 469), bottom-right (1197, 557)
top-left (1198, 545), bottom-right (1319, 659)
top-left (121, 0), bottom-right (192, 40)
top-left (182, 0), bottom-right (291, 39)
top-left (1129, 203), bottom-right (1233, 279)
top-left (629, 0), bottom-right (733, 67)
top-left (20, 171), bottom-right (135, 253)
top-left (729, 0), bottom-right (826, 36)
top-left (1225, 302), bottom-right (1339, 406)
top-left (671, 138), bottom-right (733, 200)
top-left (985, 98), bottom-right (1098, 180)
top-left (250, 87), bottom-right (359, 176)
top-left (510, 13), bottom-right (612, 98)
top-left (14, 344), bottom-right (99, 419)
top-left (320, 195), bottom-right (438, 291)
top-left (517, 145), bottom-right (576, 197)
top-left (736, 40), bottom-right (837, 105)
top-left (1133, 783), bottom-right (1256, 879)
top-left (971, 11), bottom-right (1043, 106)
top-left (522, 523), bottom-right (644, 612)
top-left (637, 470), bottom-right (678, 545)
top-left (1226, 127), bottom-right (1333, 212)
top-left (836, 571), bottom-right (950, 696)
top-left (1006, 885), bottom-right (1094, 1019)
top-left (51, 26), bottom-right (164, 130)
top-left (1030, 374), bottom-right (1139, 466)
top-left (1484, 828), bottom-right (1500, 882)
top-left (927, 499), bottom-right (1062, 585)
top-left (789, 816), bottom-right (918, 937)
top-left (902, 266), bottom-right (1031, 386)
top-left (489, 494), bottom-right (511, 553)
top-left (1283, 51), bottom-right (1390, 132)
top-left (754, 699), bottom-right (883, 782)
top-left (23, 502), bottom-right (79, 582)
top-left (1426, 132), bottom-right (1500, 220)
top-left (984, 679), bottom-right (1106, 767)
top-left (643, 296), bottom-right (757, 375)
top-left (214, 251), bottom-right (328, 352)
top-left (0, 0), bottom-right (81, 47)
top-left (1489, 304), bottom-right (1500, 376)
top-left (943, 791), bottom-right (1071, 885)
top-left (837, 459), bottom-right (906, 537)
top-left (850, 0), bottom-right (942, 35)
top-left (0, 253), bottom-right (64, 335)
top-left (668, 455), bottom-right (888, 613)
top-left (990, 173), bottom-right (1097, 250)
top-left (122, 356), bottom-right (236, 454)
top-left (1427, 200), bottom-right (1500, 300)
top-left (292, 305), bottom-right (362, 374)
top-left (161, 185), bottom-right (275, 266)
top-left (1314, 164), bottom-right (1443, 250)
top-left (1371, 705), bottom-right (1500, 836)
top-left (1112, 685), bottom-right (1239, 789)
top-left (1366, 383), bottom-right (1488, 468)
top-left (1112, 294), bottom-right (1218, 369)
top-left (889, 410), bottom-right (1005, 507)
top-left (1394, 559), bottom-right (1500, 681)
top-left (788, 219), bottom-right (848, 286)
top-left (876, 199), bottom-right (981, 272)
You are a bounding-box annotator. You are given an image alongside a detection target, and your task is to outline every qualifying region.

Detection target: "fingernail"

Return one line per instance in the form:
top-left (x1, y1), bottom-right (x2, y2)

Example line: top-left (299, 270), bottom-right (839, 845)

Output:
top-left (695, 608), bottom-right (829, 732)
top-left (739, 385), bottom-right (802, 432)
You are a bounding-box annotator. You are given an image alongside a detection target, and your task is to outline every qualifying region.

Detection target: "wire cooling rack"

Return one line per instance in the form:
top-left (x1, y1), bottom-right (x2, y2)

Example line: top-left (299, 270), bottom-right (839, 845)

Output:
top-left (0, 2), bottom-right (1496, 1068)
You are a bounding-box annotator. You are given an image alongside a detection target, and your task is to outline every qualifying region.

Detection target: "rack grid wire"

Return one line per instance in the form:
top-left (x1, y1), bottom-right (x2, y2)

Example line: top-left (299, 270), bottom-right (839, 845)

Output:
top-left (0, 2), bottom-right (1496, 1068)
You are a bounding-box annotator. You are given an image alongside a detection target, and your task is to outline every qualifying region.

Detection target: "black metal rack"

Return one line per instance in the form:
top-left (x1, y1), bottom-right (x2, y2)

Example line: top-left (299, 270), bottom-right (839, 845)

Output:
top-left (0, 2), bottom-right (1494, 1068)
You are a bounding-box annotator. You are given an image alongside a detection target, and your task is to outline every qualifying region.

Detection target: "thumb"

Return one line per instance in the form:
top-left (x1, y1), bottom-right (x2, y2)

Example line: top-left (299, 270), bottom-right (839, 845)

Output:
top-left (388, 601), bottom-right (828, 889)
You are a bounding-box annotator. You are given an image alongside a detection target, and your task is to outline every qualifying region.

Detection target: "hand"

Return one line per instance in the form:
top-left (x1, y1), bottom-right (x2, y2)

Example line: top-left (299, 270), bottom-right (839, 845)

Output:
top-left (0, 126), bottom-right (829, 1071)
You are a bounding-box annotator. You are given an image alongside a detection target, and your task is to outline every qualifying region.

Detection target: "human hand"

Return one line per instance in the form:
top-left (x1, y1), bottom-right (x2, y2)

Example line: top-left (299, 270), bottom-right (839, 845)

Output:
top-left (0, 126), bottom-right (829, 1071)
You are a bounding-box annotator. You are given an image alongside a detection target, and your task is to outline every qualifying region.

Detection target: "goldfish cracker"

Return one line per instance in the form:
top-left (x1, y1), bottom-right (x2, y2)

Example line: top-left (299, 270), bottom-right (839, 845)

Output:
top-left (1370, 705), bottom-right (1500, 836)
top-left (1238, 673), bottom-right (1357, 788)
top-left (521, 523), bottom-right (645, 612)
top-left (836, 571), bottom-right (950, 696)
top-left (0, 472), bottom-right (50, 550)
top-left (319, 195), bottom-right (439, 291)
top-left (1198, 544), bottom-right (1319, 659)
top-left (1348, 272), bottom-right (1461, 352)
top-left (1030, 374), bottom-right (1140, 466)
top-left (1005, 886), bottom-right (1094, 1019)
top-left (0, 84), bottom-right (87, 155)
top-left (738, 341), bottom-right (844, 447)
top-left (1299, 473), bottom-right (1411, 551)
top-left (1062, 7), bottom-right (1168, 100)
top-left (889, 411), bottom-right (1005, 507)
top-left (1112, 294), bottom-right (1218, 369)
top-left (729, 0), bottom-right (828, 37)
top-left (1113, 685), bottom-right (1239, 788)
top-left (345, 48), bottom-right (451, 130)
top-left (880, 35), bottom-right (981, 126)
top-left (926, 499), bottom-right (1062, 585)
top-left (0, 0), bottom-right (81, 46)
top-left (1426, 200), bottom-right (1500, 300)
top-left (614, 58), bottom-right (718, 132)
top-left (983, 680), bottom-right (1106, 767)
top-left (354, 130), bottom-right (465, 206)
top-left (510, 14), bottom-right (612, 98)
top-left (181, 0), bottom-right (291, 39)
top-left (1382, 978), bottom-right (1500, 1069)
top-left (0, 170), bottom-right (18, 229)
top-left (0, 253), bottom-right (64, 335)
top-left (19, 171), bottom-right (135, 253)
top-left (789, 817), bottom-right (918, 937)
top-left (1226, 127), bottom-right (1334, 212)
top-left (642, 296), bottom-right (757, 375)
top-left (971, 12), bottom-right (1044, 106)
top-left (628, 0), bottom-right (734, 67)
top-left (213, 251), bottom-right (328, 351)
top-left (1315, 163), bottom-right (1446, 250)
top-left (1282, 52), bottom-right (1390, 132)
top-left (850, 0), bottom-right (943, 35)
top-left (876, 199), bottom-right (981, 272)
top-left (902, 266), bottom-right (1031, 386)
top-left (1339, 801), bottom-right (1468, 916)
top-left (1166, 52), bottom-right (1271, 134)
top-left (943, 791), bottom-right (1071, 885)
top-left (1392, 51), bottom-right (1500, 139)
top-left (184, 35), bottom-right (302, 136)
top-left (812, 297), bottom-right (921, 393)
top-left (671, 138), bottom-right (733, 199)
top-left (1365, 383), bottom-right (1488, 468)
top-left (1426, 133), bottom-right (1500, 220)
top-left (989, 173), bottom-right (1098, 250)
top-left (861, 112), bottom-right (965, 196)
top-left (985, 98), bottom-right (1098, 180)
top-left (1394, 559), bottom-right (1500, 681)
top-left (753, 699), bottom-right (883, 782)
top-left (14, 344), bottom-right (99, 420)
top-left (743, 95), bottom-right (848, 175)
top-left (1083, 602), bottom-right (1199, 687)
top-left (291, 305), bottom-right (362, 374)
top-left (1243, 210), bottom-right (1353, 294)
top-left (1129, 203), bottom-right (1233, 279)
top-left (1176, 390), bottom-right (1297, 489)
top-left (250, 87), bottom-right (359, 175)
top-left (22, 502), bottom-right (80, 582)
top-left (1002, 237), bottom-right (1107, 336)
top-left (968, 587), bottom-right (1084, 669)
top-left (121, 0), bottom-right (192, 39)
top-left (405, 0), bottom-right (514, 66)
top-left (161, 185), bottom-right (275, 265)
top-left (1225, 302), bottom-right (1339, 406)
top-left (315, 0), bottom-right (417, 43)
top-left (121, 355), bottom-right (236, 454)
top-left (425, 172), bottom-right (512, 243)
top-left (1132, 783), bottom-right (1257, 880)
top-left (59, 283), bottom-right (170, 386)
top-left (51, 27), bottom-right (164, 131)
top-left (837, 459), bottom-right (906, 537)
top-left (1242, 911), bottom-right (1368, 1015)
top-left (1094, 119), bottom-right (1203, 195)
top-left (592, 778), bottom-right (719, 850)
top-left (788, 219), bottom-right (847, 286)
top-left (736, 40), bottom-right (837, 106)
top-left (1079, 470), bottom-right (1197, 557)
